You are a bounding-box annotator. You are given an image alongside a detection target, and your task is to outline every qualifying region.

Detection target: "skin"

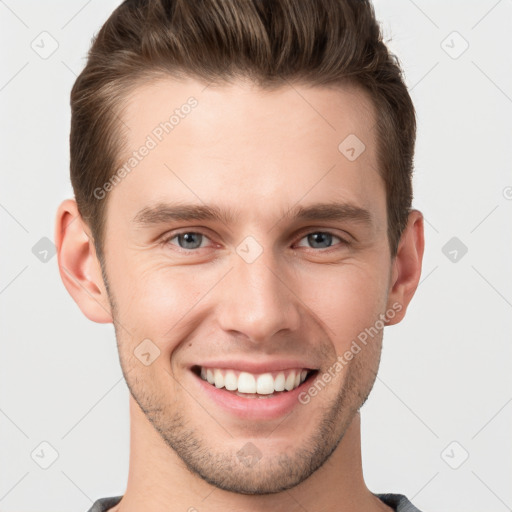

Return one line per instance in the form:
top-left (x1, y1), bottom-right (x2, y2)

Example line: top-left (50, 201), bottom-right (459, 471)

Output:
top-left (55, 77), bottom-right (424, 512)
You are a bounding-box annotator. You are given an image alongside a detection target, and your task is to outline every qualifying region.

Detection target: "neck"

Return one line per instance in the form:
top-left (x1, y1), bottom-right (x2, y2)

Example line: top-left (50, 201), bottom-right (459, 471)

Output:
top-left (112, 396), bottom-right (390, 512)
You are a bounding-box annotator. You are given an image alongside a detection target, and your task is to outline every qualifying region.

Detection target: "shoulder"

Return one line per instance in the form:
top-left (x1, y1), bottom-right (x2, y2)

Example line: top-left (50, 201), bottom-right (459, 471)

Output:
top-left (85, 496), bottom-right (123, 512)
top-left (375, 492), bottom-right (424, 512)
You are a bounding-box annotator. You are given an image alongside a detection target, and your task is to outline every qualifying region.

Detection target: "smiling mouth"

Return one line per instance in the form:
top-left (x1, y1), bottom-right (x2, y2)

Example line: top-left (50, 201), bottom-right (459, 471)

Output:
top-left (191, 365), bottom-right (318, 398)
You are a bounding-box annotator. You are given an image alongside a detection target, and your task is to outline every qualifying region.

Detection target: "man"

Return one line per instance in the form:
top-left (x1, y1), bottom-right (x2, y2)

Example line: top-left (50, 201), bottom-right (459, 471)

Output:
top-left (55, 0), bottom-right (425, 510)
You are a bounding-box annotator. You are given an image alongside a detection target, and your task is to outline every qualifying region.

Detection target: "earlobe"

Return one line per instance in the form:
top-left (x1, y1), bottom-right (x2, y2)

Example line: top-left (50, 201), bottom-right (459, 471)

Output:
top-left (54, 199), bottom-right (113, 323)
top-left (385, 210), bottom-right (425, 326)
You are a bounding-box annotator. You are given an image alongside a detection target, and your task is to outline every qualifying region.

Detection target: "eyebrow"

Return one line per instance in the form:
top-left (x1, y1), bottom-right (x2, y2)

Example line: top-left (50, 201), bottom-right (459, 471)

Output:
top-left (132, 201), bottom-right (372, 228)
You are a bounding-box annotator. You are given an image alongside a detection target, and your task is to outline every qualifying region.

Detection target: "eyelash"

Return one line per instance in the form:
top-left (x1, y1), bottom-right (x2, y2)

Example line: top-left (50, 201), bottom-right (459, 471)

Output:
top-left (161, 229), bottom-right (350, 253)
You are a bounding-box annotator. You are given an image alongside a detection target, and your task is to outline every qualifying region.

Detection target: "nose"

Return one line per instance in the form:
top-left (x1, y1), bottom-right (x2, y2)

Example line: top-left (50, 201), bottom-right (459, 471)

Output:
top-left (215, 247), bottom-right (302, 344)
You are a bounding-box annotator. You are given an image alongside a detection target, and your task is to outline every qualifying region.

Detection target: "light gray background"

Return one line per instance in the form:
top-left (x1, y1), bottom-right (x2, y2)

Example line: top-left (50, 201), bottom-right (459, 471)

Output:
top-left (1, 1), bottom-right (511, 511)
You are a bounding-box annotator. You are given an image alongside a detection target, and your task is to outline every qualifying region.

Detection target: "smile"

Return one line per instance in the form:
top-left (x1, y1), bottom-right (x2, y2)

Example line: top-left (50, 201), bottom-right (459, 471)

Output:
top-left (190, 361), bottom-right (319, 420)
top-left (194, 365), bottom-right (315, 396)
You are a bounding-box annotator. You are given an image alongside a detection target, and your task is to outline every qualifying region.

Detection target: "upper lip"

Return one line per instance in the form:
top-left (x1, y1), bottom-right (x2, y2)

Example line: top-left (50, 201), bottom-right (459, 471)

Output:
top-left (192, 359), bottom-right (318, 374)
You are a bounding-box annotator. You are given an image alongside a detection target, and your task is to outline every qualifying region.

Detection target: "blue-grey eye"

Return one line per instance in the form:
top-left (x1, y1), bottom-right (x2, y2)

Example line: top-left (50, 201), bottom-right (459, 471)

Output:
top-left (172, 232), bottom-right (206, 250)
top-left (297, 232), bottom-right (342, 249)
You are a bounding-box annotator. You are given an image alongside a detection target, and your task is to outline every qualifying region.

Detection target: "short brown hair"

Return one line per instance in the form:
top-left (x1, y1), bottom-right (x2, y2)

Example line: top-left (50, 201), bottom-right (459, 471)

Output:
top-left (69, 0), bottom-right (416, 263)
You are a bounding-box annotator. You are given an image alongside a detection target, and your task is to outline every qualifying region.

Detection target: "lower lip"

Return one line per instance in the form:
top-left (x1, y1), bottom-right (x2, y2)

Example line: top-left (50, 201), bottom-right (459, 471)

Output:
top-left (192, 371), bottom-right (316, 421)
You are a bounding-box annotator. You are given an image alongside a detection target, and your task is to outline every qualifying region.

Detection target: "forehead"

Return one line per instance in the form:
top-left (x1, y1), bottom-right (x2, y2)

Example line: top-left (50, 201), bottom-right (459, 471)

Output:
top-left (108, 76), bottom-right (383, 229)
top-left (120, 77), bottom-right (377, 152)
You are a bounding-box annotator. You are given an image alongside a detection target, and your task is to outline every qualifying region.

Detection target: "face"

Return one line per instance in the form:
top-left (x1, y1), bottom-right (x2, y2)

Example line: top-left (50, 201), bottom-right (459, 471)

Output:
top-left (100, 77), bottom-right (396, 493)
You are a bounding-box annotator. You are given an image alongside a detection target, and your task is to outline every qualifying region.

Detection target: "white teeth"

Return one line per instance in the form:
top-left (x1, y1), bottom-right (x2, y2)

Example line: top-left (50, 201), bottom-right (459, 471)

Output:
top-left (274, 372), bottom-right (285, 392)
top-left (224, 370), bottom-right (238, 391)
top-left (238, 372), bottom-right (256, 393)
top-left (198, 367), bottom-right (311, 395)
top-left (284, 372), bottom-right (296, 391)
top-left (256, 373), bottom-right (275, 395)
top-left (213, 369), bottom-right (224, 388)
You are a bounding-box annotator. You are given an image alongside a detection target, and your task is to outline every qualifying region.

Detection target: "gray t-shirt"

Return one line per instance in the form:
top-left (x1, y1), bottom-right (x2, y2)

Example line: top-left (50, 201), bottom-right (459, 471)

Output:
top-left (86, 493), bottom-right (424, 511)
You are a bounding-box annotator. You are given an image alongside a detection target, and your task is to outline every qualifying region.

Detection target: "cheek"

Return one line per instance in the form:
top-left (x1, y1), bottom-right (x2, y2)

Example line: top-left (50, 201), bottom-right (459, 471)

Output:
top-left (109, 256), bottom-right (214, 342)
top-left (107, 240), bottom-right (390, 357)
top-left (298, 260), bottom-right (388, 349)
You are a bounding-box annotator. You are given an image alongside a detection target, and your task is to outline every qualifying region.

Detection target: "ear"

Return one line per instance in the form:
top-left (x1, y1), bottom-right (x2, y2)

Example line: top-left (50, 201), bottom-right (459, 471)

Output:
top-left (385, 209), bottom-right (424, 326)
top-left (54, 199), bottom-right (113, 323)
